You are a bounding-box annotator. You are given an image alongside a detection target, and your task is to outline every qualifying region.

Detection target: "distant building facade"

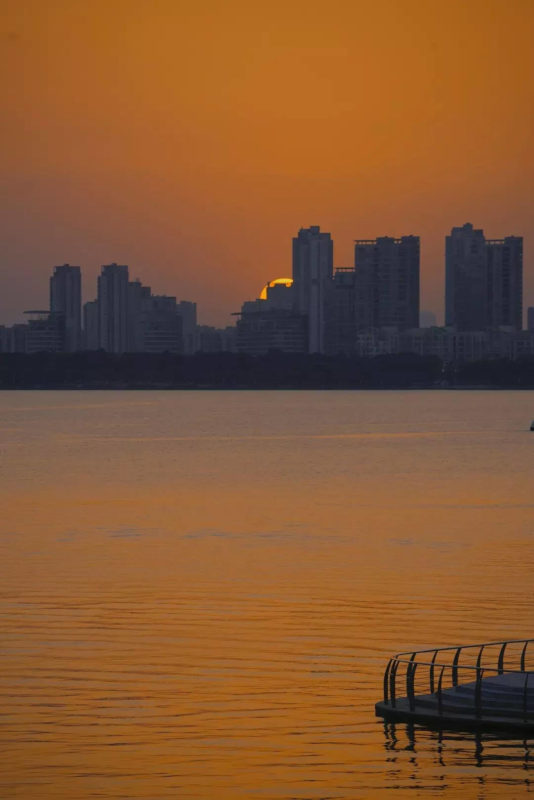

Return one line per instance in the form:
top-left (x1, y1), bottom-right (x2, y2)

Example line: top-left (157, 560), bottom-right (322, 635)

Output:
top-left (143, 295), bottom-right (182, 353)
top-left (50, 264), bottom-right (82, 351)
top-left (324, 236), bottom-right (419, 355)
top-left (445, 223), bottom-right (522, 331)
top-left (126, 279), bottom-right (151, 352)
top-left (9, 324), bottom-right (28, 352)
top-left (20, 311), bottom-right (65, 353)
top-left (83, 300), bottom-right (100, 350)
top-left (445, 223), bottom-right (487, 330)
top-left (324, 269), bottom-right (367, 355)
top-left (196, 325), bottom-right (237, 353)
top-left (528, 307), bottom-right (534, 331)
top-left (98, 263), bottom-right (129, 353)
top-left (354, 236), bottom-right (420, 330)
top-left (81, 274), bottom-right (192, 353)
top-left (236, 276), bottom-right (306, 354)
top-left (124, 280), bottom-right (183, 352)
top-left (236, 301), bottom-right (307, 354)
top-left (486, 237), bottom-right (523, 330)
top-left (177, 301), bottom-right (197, 354)
top-left (292, 226), bottom-right (333, 353)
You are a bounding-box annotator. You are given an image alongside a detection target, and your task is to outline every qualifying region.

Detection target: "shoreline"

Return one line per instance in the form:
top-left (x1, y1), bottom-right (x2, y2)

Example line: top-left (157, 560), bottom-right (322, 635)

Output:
top-left (1, 352), bottom-right (533, 390)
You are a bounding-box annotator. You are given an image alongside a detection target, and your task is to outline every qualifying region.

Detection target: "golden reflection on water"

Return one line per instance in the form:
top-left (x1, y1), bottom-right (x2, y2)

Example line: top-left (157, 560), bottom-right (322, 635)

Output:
top-left (1, 390), bottom-right (534, 799)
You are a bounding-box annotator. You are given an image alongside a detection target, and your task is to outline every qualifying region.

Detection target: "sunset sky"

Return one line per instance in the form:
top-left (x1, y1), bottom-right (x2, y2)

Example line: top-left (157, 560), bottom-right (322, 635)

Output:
top-left (2, 0), bottom-right (533, 326)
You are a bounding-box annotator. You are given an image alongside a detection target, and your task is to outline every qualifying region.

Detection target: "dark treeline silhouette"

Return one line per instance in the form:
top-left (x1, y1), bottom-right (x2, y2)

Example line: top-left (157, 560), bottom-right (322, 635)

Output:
top-left (1, 351), bottom-right (534, 389)
top-left (450, 357), bottom-right (534, 388)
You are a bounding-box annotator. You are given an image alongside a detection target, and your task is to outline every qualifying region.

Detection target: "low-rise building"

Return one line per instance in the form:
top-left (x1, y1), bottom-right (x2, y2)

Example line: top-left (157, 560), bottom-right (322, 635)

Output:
top-left (236, 303), bottom-right (307, 354)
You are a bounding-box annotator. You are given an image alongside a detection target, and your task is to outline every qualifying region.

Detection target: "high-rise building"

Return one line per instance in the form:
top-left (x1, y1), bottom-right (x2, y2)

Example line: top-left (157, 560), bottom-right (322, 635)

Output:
top-left (445, 223), bottom-right (487, 330)
top-left (50, 264), bottom-right (82, 351)
top-left (445, 223), bottom-right (523, 331)
top-left (98, 263), bottom-right (129, 353)
top-left (324, 268), bottom-right (373, 355)
top-left (83, 300), bottom-right (100, 350)
top-left (354, 236), bottom-right (420, 330)
top-left (292, 226), bottom-right (333, 353)
top-left (486, 237), bottom-right (523, 330)
top-left (324, 236), bottom-right (420, 355)
top-left (528, 307), bottom-right (534, 332)
top-left (127, 279), bottom-right (151, 352)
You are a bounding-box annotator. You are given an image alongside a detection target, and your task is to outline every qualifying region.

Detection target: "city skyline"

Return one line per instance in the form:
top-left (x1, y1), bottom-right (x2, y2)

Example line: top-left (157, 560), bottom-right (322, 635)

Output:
top-left (1, 221), bottom-right (532, 330)
top-left (3, 222), bottom-right (533, 362)
top-left (2, 1), bottom-right (534, 329)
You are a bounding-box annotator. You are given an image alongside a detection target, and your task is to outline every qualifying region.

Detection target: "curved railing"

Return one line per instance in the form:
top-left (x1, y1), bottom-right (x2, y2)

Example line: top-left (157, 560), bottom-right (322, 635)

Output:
top-left (383, 638), bottom-right (534, 722)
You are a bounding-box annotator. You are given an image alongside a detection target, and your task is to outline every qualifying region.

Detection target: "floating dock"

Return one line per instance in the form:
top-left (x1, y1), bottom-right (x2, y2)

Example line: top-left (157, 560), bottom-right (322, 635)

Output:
top-left (375, 638), bottom-right (534, 732)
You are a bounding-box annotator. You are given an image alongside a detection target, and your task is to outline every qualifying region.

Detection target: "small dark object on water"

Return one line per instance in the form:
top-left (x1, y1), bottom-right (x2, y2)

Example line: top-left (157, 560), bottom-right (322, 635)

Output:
top-left (376, 638), bottom-right (534, 733)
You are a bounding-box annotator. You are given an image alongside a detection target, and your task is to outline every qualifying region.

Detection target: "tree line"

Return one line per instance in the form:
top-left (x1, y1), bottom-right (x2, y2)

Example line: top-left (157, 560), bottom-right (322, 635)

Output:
top-left (0, 351), bottom-right (533, 389)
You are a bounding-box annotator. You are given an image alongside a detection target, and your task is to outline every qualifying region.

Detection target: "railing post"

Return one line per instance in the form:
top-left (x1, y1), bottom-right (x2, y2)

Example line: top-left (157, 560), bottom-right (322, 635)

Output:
top-left (498, 642), bottom-right (507, 675)
top-left (452, 646), bottom-right (461, 687)
top-left (384, 659), bottom-right (392, 703)
top-left (475, 667), bottom-right (483, 718)
top-left (476, 644), bottom-right (484, 669)
top-left (429, 650), bottom-right (437, 694)
top-left (437, 666), bottom-right (445, 715)
top-left (521, 641), bottom-right (529, 672)
top-left (390, 660), bottom-right (398, 708)
top-left (407, 657), bottom-right (417, 712)
top-left (406, 652), bottom-right (416, 711)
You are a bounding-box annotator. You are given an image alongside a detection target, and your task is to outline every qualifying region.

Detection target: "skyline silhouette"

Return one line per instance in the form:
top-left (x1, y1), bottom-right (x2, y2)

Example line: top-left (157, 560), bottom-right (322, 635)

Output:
top-left (1, 222), bottom-right (532, 331)
top-left (1, 223), bottom-right (533, 363)
top-left (2, 1), bottom-right (534, 327)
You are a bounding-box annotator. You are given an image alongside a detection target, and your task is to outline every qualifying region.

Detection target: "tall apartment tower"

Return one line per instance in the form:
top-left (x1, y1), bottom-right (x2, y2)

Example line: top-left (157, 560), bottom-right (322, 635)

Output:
top-left (292, 226), bottom-right (333, 353)
top-left (445, 223), bottom-right (487, 330)
top-left (97, 263), bottom-right (129, 353)
top-left (354, 236), bottom-right (420, 330)
top-left (50, 264), bottom-right (82, 351)
top-left (127, 279), bottom-right (151, 352)
top-left (445, 223), bottom-right (523, 331)
top-left (486, 237), bottom-right (523, 330)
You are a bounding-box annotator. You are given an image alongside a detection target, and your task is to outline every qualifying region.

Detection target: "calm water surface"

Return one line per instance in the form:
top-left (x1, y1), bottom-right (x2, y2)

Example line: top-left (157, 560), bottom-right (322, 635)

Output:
top-left (1, 390), bottom-right (534, 799)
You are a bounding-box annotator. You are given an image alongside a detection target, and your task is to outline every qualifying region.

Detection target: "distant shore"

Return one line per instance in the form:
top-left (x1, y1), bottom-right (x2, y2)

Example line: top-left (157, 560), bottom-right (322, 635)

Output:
top-left (1, 352), bottom-right (533, 390)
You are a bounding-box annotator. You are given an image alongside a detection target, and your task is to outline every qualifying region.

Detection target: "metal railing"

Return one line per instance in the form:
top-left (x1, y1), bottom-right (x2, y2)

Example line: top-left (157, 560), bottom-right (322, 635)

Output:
top-left (383, 638), bottom-right (534, 722)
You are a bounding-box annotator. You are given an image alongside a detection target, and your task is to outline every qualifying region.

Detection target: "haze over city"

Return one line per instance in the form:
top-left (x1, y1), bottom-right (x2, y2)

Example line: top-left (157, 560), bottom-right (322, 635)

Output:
top-left (2, 0), bottom-right (534, 326)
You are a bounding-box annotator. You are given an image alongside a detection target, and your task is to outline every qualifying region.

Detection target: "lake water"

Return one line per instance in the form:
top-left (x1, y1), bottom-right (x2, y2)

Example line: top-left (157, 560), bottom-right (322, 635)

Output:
top-left (1, 389), bottom-right (534, 799)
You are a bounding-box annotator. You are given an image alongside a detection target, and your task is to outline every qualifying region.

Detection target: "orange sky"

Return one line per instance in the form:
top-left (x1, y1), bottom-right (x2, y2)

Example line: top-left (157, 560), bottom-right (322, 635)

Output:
top-left (2, 0), bottom-right (533, 326)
